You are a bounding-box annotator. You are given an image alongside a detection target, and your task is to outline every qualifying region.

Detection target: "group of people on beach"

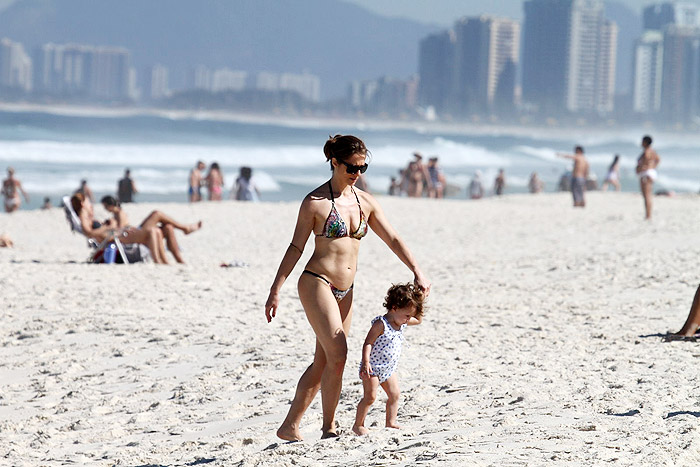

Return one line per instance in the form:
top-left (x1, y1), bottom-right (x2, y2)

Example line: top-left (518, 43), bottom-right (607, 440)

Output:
top-left (389, 152), bottom-right (446, 198)
top-left (463, 135), bottom-right (660, 221)
top-left (554, 135), bottom-right (660, 219)
top-left (188, 161), bottom-right (260, 202)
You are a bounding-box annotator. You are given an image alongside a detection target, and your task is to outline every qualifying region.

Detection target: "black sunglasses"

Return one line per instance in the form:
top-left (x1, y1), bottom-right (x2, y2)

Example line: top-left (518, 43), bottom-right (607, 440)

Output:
top-left (339, 160), bottom-right (369, 174)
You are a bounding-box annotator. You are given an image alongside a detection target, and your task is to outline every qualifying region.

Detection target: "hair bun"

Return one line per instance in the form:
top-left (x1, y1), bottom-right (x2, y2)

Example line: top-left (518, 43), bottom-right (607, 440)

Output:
top-left (323, 134), bottom-right (368, 162)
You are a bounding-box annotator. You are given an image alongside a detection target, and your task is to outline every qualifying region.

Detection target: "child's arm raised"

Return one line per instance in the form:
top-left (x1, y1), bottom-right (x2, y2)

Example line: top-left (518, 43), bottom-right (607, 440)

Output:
top-left (407, 315), bottom-right (422, 326)
top-left (359, 320), bottom-right (384, 380)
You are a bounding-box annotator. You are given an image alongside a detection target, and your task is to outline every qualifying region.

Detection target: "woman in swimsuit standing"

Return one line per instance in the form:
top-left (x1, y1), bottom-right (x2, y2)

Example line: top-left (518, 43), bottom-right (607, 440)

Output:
top-left (205, 162), bottom-right (224, 201)
top-left (636, 135), bottom-right (660, 220)
top-left (264, 135), bottom-right (431, 441)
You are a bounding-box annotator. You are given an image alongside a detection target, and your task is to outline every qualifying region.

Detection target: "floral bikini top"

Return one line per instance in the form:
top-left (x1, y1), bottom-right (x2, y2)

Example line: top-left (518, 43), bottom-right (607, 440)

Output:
top-left (319, 181), bottom-right (368, 239)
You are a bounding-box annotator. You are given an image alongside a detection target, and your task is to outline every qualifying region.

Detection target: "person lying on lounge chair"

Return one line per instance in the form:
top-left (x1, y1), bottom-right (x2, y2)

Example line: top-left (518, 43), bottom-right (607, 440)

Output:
top-left (100, 195), bottom-right (201, 264)
top-left (71, 193), bottom-right (201, 264)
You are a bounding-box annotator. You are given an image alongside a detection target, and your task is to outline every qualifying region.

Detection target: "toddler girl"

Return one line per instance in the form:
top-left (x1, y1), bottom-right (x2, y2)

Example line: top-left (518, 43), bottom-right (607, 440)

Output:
top-left (352, 283), bottom-right (425, 435)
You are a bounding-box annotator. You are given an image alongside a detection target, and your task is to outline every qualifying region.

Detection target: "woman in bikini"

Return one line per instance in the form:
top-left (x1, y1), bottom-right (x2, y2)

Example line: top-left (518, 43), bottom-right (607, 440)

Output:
top-left (636, 135), bottom-right (660, 220)
top-left (205, 162), bottom-right (224, 201)
top-left (264, 135), bottom-right (431, 441)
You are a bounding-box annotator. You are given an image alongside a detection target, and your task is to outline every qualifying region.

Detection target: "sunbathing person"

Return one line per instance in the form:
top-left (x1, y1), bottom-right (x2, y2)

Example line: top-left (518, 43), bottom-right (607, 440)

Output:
top-left (100, 195), bottom-right (200, 264)
top-left (71, 193), bottom-right (200, 264)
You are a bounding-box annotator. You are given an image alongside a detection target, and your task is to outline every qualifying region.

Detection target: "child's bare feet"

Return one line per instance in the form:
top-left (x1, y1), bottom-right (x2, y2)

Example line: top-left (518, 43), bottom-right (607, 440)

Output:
top-left (185, 221), bottom-right (202, 235)
top-left (352, 425), bottom-right (369, 435)
top-left (386, 422), bottom-right (401, 429)
top-left (277, 423), bottom-right (302, 442)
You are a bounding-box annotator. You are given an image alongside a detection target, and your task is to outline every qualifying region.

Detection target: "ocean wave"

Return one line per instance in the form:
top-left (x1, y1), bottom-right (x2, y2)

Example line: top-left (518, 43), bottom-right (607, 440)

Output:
top-left (656, 174), bottom-right (700, 192)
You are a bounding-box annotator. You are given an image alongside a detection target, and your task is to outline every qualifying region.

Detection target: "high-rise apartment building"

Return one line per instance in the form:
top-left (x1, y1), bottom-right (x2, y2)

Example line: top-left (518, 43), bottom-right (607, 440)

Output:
top-left (348, 76), bottom-right (417, 115)
top-left (633, 3), bottom-right (700, 122)
top-left (452, 16), bottom-right (520, 116)
top-left (660, 25), bottom-right (700, 123)
top-left (145, 64), bottom-right (170, 101)
top-left (522, 0), bottom-right (617, 116)
top-left (0, 38), bottom-right (32, 92)
top-left (211, 68), bottom-right (247, 93)
top-left (190, 65), bottom-right (213, 91)
top-left (644, 2), bottom-right (700, 30)
top-left (417, 30), bottom-right (455, 114)
top-left (522, 0), bottom-right (572, 114)
top-left (256, 71), bottom-right (320, 102)
top-left (90, 47), bottom-right (130, 100)
top-left (417, 16), bottom-right (518, 118)
top-left (632, 31), bottom-right (664, 114)
top-left (34, 43), bottom-right (131, 100)
top-left (595, 20), bottom-right (618, 113)
top-left (279, 72), bottom-right (320, 103)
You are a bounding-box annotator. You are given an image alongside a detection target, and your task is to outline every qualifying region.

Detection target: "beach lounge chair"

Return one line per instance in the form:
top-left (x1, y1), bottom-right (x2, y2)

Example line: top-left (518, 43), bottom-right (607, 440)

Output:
top-left (62, 195), bottom-right (148, 264)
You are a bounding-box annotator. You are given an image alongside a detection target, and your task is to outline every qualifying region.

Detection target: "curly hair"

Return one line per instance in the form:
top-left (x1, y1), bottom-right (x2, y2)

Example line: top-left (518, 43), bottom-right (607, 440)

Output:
top-left (383, 283), bottom-right (425, 318)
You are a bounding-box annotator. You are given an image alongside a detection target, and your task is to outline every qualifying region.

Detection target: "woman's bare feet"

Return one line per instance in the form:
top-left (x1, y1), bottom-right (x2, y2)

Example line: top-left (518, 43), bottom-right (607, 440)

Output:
top-left (185, 221), bottom-right (202, 235)
top-left (352, 425), bottom-right (369, 435)
top-left (320, 430), bottom-right (339, 439)
top-left (386, 422), bottom-right (401, 429)
top-left (276, 423), bottom-right (302, 442)
top-left (674, 327), bottom-right (699, 338)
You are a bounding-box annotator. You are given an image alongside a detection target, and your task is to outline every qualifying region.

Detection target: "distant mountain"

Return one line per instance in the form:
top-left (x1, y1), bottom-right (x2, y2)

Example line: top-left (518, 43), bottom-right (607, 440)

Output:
top-left (0, 0), bottom-right (439, 98)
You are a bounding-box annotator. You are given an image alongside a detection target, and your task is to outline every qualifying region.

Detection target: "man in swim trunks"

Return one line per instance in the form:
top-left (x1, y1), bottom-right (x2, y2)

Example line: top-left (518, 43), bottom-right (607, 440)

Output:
top-left (188, 160), bottom-right (206, 202)
top-left (557, 146), bottom-right (589, 208)
top-left (2, 167), bottom-right (29, 213)
top-left (636, 135), bottom-right (660, 220)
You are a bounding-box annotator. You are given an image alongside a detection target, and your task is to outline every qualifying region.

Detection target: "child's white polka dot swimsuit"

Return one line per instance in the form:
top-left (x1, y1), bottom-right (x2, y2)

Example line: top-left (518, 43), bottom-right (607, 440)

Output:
top-left (362, 315), bottom-right (406, 383)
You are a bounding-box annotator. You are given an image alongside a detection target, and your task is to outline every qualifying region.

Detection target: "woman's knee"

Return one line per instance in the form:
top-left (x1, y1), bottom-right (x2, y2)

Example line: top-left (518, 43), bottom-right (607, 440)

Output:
top-left (324, 333), bottom-right (348, 367)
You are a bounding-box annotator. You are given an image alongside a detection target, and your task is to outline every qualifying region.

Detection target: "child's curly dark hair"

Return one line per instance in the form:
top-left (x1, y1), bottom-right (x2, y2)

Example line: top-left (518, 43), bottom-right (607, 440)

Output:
top-left (383, 283), bottom-right (425, 318)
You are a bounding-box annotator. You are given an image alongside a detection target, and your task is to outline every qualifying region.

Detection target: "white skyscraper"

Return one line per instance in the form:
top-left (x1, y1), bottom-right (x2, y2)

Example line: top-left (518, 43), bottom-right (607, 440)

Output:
top-left (211, 68), bottom-right (247, 92)
top-left (566, 0), bottom-right (616, 114)
top-left (34, 43), bottom-right (130, 100)
top-left (192, 65), bottom-right (212, 91)
top-left (0, 37), bottom-right (32, 92)
top-left (257, 71), bottom-right (321, 102)
top-left (596, 20), bottom-right (618, 113)
top-left (633, 31), bottom-right (664, 113)
top-left (146, 64), bottom-right (170, 100)
top-left (486, 18), bottom-right (520, 108)
top-left (279, 72), bottom-right (320, 102)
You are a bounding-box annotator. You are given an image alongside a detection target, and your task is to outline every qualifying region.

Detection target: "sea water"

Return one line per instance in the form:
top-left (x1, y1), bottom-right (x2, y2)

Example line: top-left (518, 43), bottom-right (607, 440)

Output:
top-left (1, 109), bottom-right (699, 210)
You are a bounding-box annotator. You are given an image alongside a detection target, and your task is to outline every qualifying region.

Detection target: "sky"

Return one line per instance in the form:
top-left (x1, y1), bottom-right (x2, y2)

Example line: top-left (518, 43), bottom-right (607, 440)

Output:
top-left (345, 0), bottom-right (700, 25)
top-left (2, 1), bottom-right (700, 24)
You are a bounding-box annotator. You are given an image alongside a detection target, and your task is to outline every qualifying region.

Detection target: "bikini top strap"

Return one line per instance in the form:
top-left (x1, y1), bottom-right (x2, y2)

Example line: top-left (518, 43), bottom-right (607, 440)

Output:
top-left (351, 186), bottom-right (361, 206)
top-left (328, 180), bottom-right (335, 203)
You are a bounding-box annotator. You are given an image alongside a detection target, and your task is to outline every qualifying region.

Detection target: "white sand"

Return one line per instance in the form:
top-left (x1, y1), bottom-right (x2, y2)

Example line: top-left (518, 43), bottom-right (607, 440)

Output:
top-left (1, 192), bottom-right (700, 465)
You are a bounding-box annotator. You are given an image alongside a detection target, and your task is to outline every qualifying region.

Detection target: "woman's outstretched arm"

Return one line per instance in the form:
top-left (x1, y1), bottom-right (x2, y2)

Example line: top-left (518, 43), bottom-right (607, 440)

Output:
top-left (265, 196), bottom-right (315, 322)
top-left (365, 195), bottom-right (431, 296)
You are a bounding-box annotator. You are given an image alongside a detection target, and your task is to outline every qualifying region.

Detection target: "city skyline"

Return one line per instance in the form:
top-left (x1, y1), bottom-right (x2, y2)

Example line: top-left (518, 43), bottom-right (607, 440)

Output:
top-left (1, 1), bottom-right (700, 129)
top-left (345, 0), bottom-right (700, 24)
